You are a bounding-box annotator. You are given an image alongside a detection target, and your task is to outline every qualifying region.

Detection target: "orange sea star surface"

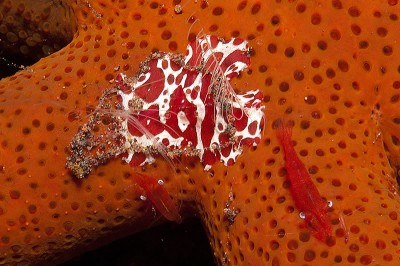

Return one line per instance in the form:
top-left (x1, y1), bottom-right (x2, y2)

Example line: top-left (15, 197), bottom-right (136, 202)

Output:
top-left (1, 0), bottom-right (400, 265)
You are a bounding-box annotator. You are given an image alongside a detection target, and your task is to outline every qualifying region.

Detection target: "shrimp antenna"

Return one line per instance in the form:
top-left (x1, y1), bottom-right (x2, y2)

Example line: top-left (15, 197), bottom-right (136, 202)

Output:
top-left (125, 115), bottom-right (176, 169)
top-left (195, 34), bottom-right (250, 122)
top-left (186, 11), bottom-right (200, 41)
top-left (95, 88), bottom-right (180, 169)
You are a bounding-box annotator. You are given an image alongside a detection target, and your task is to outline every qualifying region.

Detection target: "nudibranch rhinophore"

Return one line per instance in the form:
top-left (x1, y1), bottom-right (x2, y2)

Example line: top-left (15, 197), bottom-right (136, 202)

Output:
top-left (66, 34), bottom-right (265, 178)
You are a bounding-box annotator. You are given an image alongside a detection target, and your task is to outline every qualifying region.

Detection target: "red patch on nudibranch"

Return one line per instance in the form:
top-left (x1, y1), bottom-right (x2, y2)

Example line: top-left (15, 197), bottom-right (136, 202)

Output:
top-left (66, 34), bottom-right (264, 178)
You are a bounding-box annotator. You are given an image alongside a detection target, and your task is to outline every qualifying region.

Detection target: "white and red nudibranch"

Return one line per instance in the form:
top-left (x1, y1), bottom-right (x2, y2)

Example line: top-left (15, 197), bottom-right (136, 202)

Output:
top-left (67, 34), bottom-right (264, 178)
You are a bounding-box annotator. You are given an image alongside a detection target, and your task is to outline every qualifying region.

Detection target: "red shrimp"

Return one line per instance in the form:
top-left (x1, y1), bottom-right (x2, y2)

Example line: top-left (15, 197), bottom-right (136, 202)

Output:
top-left (276, 123), bottom-right (332, 242)
top-left (133, 173), bottom-right (182, 223)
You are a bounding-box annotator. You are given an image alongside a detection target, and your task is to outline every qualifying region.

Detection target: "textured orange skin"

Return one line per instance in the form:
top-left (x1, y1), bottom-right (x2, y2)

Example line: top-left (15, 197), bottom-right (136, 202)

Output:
top-left (0, 0), bottom-right (76, 60)
top-left (1, 0), bottom-right (400, 265)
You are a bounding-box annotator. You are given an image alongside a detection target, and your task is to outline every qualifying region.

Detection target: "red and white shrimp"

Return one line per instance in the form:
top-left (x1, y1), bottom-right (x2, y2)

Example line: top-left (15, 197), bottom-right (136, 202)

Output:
top-left (276, 122), bottom-right (332, 242)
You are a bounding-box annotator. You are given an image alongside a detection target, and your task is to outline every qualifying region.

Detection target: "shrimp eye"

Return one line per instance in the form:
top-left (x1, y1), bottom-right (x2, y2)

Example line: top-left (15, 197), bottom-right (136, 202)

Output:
top-left (299, 212), bottom-right (306, 219)
top-left (327, 200), bottom-right (333, 208)
top-left (157, 179), bottom-right (164, 186)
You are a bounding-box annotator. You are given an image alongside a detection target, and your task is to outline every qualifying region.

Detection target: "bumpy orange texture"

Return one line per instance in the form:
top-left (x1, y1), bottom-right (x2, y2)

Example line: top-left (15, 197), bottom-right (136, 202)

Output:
top-left (0, 0), bottom-right (76, 61)
top-left (1, 0), bottom-right (400, 265)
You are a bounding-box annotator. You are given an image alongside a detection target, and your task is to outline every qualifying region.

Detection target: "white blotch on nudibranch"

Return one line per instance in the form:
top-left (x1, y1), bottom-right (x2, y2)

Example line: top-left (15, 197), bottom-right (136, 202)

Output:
top-left (177, 111), bottom-right (190, 132)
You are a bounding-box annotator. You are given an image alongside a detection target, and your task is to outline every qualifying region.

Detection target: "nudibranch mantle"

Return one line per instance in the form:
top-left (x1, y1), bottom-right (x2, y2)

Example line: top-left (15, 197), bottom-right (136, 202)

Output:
top-left (67, 35), bottom-right (264, 178)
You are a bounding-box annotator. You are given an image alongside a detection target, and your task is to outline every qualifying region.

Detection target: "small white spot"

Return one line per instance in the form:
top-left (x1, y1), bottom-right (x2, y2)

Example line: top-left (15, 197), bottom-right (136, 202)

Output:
top-left (327, 200), bottom-right (333, 208)
top-left (174, 4), bottom-right (182, 14)
top-left (299, 212), bottom-right (306, 219)
top-left (140, 195), bottom-right (147, 201)
top-left (210, 143), bottom-right (218, 151)
top-left (157, 179), bottom-right (164, 186)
